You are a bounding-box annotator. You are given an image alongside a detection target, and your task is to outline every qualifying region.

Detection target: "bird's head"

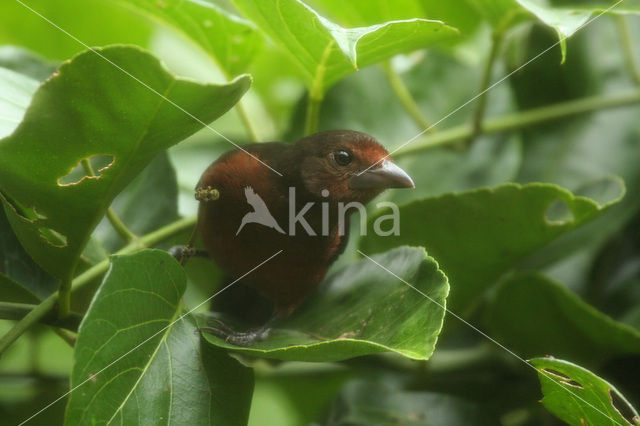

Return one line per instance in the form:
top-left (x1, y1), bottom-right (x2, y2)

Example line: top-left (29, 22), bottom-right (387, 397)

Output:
top-left (289, 130), bottom-right (414, 204)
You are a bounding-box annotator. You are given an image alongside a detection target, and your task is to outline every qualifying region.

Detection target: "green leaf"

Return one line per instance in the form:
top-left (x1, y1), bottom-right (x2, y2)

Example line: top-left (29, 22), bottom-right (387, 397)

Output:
top-left (487, 273), bottom-right (640, 365)
top-left (309, 0), bottom-right (481, 37)
top-left (114, 0), bottom-right (264, 76)
top-left (468, 0), bottom-right (640, 61)
top-left (0, 0), bottom-right (153, 61)
top-left (232, 0), bottom-right (459, 94)
top-left (200, 246), bottom-right (449, 361)
top-left (531, 357), bottom-right (640, 426)
top-left (360, 182), bottom-right (624, 314)
top-left (0, 202), bottom-right (57, 300)
top-left (0, 67), bottom-right (39, 139)
top-left (0, 273), bottom-right (40, 304)
top-left (0, 45), bottom-right (250, 280)
top-left (65, 249), bottom-right (254, 426)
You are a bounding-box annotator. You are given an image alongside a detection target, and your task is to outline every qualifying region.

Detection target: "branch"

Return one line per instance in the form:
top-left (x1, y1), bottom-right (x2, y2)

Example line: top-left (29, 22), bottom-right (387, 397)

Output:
top-left (396, 89), bottom-right (640, 157)
top-left (304, 94), bottom-right (323, 135)
top-left (470, 33), bottom-right (502, 143)
top-left (235, 99), bottom-right (260, 142)
top-left (616, 15), bottom-right (640, 86)
top-left (382, 61), bottom-right (433, 132)
top-left (0, 216), bottom-right (197, 358)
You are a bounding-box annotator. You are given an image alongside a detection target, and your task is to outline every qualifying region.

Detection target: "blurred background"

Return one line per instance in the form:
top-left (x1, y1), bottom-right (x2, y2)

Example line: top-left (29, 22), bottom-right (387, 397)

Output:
top-left (1, 0), bottom-right (639, 424)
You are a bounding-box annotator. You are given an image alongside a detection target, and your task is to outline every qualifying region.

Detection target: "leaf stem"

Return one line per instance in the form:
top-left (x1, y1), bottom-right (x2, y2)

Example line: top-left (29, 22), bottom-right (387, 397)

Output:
top-left (616, 15), bottom-right (640, 86)
top-left (105, 208), bottom-right (139, 243)
top-left (396, 89), bottom-right (640, 157)
top-left (235, 99), bottom-right (260, 142)
top-left (57, 274), bottom-right (72, 318)
top-left (381, 61), bottom-right (433, 132)
top-left (304, 92), bottom-right (323, 135)
top-left (52, 328), bottom-right (77, 347)
top-left (470, 33), bottom-right (502, 143)
top-left (80, 159), bottom-right (138, 243)
top-left (0, 215), bottom-right (197, 358)
top-left (0, 301), bottom-right (82, 330)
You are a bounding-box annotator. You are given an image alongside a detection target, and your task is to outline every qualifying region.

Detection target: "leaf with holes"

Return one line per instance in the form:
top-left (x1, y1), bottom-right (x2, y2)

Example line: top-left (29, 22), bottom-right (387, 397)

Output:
top-left (200, 246), bottom-right (449, 362)
top-left (114, 0), bottom-right (263, 77)
top-left (531, 357), bottom-right (640, 426)
top-left (232, 0), bottom-right (459, 95)
top-left (360, 182), bottom-right (624, 314)
top-left (65, 250), bottom-right (254, 425)
top-left (0, 45), bottom-right (250, 281)
top-left (487, 273), bottom-right (640, 365)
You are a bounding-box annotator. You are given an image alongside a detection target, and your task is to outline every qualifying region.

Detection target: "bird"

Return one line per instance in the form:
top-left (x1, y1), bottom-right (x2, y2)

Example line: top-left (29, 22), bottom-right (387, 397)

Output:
top-left (235, 186), bottom-right (285, 235)
top-left (190, 130), bottom-right (414, 345)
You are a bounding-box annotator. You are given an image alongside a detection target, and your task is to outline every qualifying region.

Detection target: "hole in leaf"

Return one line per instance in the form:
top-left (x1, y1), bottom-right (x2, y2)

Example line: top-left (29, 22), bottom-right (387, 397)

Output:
top-left (58, 155), bottom-right (115, 186)
top-left (542, 368), bottom-right (583, 388)
top-left (0, 191), bottom-right (47, 222)
top-left (38, 227), bottom-right (67, 248)
top-left (574, 177), bottom-right (624, 207)
top-left (545, 199), bottom-right (574, 225)
top-left (609, 389), bottom-right (637, 425)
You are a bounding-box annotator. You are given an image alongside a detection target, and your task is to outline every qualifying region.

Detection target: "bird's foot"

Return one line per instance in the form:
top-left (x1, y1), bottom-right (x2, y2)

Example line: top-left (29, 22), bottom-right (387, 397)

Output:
top-left (200, 318), bottom-right (271, 347)
top-left (168, 245), bottom-right (208, 265)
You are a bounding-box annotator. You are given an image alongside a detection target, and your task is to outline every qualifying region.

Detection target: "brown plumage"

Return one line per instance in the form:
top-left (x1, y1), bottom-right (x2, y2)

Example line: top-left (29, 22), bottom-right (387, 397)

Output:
top-left (195, 130), bottom-right (414, 344)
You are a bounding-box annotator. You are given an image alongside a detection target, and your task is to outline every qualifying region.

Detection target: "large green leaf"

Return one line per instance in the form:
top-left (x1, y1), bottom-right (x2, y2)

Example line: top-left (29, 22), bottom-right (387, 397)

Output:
top-left (232, 0), bottom-right (459, 93)
top-left (531, 357), bottom-right (640, 426)
top-left (114, 0), bottom-right (263, 77)
top-left (486, 273), bottom-right (640, 365)
top-left (309, 0), bottom-right (481, 37)
top-left (65, 250), bottom-right (254, 425)
top-left (200, 246), bottom-right (449, 362)
top-left (360, 182), bottom-right (624, 314)
top-left (0, 45), bottom-right (250, 280)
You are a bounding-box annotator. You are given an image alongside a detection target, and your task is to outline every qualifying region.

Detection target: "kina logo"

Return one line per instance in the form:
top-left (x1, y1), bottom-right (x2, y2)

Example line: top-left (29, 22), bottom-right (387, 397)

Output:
top-left (236, 186), bottom-right (285, 235)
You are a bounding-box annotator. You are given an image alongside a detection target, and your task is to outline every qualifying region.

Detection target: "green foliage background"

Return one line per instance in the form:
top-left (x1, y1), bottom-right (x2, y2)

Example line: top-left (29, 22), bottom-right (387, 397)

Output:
top-left (1, 0), bottom-right (640, 425)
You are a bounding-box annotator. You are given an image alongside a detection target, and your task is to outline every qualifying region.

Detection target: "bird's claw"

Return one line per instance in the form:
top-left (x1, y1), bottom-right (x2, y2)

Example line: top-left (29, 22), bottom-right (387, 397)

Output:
top-left (168, 245), bottom-right (209, 265)
top-left (200, 319), bottom-right (271, 347)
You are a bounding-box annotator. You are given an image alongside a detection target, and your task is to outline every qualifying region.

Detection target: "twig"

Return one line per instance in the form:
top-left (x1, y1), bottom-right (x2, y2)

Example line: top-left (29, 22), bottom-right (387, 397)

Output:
top-left (396, 89), bottom-right (640, 157)
top-left (381, 61), bottom-right (433, 132)
top-left (616, 15), bottom-right (640, 86)
top-left (469, 33), bottom-right (503, 144)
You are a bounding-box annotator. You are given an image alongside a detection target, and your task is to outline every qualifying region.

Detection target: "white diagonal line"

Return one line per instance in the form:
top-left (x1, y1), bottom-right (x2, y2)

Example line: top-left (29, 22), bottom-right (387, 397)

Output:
top-left (357, 249), bottom-right (623, 426)
top-left (358, 0), bottom-right (625, 175)
top-left (12, 0), bottom-right (283, 177)
top-left (18, 249), bottom-right (283, 425)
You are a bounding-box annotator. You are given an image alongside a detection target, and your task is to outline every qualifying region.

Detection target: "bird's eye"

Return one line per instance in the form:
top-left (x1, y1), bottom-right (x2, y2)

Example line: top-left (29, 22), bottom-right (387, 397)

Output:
top-left (333, 150), bottom-right (352, 166)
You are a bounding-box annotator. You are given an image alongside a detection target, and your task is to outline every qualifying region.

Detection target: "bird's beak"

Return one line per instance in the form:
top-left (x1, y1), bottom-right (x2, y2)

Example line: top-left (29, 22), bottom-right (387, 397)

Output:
top-left (349, 160), bottom-right (415, 190)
